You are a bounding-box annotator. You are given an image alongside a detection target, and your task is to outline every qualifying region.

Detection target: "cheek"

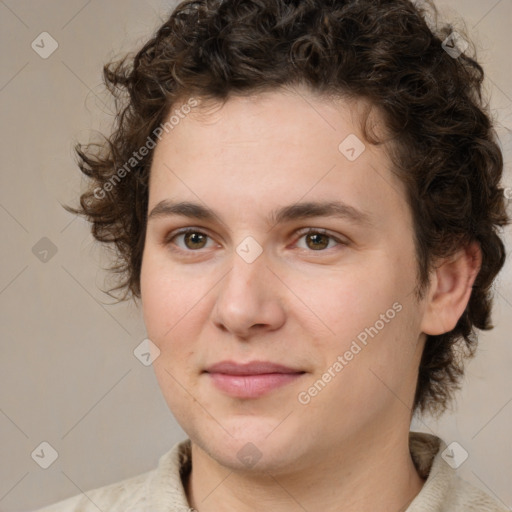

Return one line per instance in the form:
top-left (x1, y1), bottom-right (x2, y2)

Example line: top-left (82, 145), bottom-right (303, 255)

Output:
top-left (140, 258), bottom-right (204, 412)
top-left (300, 302), bottom-right (421, 435)
top-left (288, 263), bottom-right (402, 344)
top-left (140, 253), bottom-right (218, 400)
top-left (141, 252), bottom-right (206, 343)
top-left (294, 254), bottom-right (420, 379)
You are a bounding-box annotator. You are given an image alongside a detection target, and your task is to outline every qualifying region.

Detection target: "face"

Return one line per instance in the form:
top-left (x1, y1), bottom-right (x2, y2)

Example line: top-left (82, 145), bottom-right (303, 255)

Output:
top-left (140, 87), bottom-right (428, 474)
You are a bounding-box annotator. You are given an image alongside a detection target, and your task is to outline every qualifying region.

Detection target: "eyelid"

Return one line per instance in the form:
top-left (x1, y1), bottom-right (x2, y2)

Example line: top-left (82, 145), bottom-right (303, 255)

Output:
top-left (291, 227), bottom-right (349, 248)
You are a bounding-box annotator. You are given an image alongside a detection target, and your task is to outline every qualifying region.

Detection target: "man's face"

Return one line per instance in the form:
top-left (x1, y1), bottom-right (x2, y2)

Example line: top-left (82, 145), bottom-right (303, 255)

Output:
top-left (140, 87), bottom-right (428, 473)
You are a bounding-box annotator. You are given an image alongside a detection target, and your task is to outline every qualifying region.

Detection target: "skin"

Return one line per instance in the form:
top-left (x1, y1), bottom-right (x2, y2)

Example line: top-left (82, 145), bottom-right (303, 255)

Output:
top-left (140, 85), bottom-right (481, 512)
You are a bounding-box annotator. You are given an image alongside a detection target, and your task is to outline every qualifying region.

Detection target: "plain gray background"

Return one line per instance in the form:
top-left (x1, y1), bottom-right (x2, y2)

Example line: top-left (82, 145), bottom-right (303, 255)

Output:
top-left (0, 1), bottom-right (511, 511)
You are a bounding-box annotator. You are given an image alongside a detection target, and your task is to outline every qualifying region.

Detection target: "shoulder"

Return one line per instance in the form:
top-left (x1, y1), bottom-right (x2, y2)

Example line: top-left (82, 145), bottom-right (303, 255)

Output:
top-left (408, 431), bottom-right (508, 512)
top-left (31, 469), bottom-right (153, 512)
top-left (447, 476), bottom-right (509, 511)
top-left (31, 439), bottom-right (192, 512)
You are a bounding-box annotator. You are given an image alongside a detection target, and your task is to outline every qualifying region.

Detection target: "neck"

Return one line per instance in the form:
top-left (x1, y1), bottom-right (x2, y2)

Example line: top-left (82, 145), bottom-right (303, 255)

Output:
top-left (184, 424), bottom-right (425, 512)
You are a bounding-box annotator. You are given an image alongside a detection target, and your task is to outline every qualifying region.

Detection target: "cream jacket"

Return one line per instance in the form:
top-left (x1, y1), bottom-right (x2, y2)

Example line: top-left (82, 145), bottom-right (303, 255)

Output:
top-left (32, 432), bottom-right (508, 511)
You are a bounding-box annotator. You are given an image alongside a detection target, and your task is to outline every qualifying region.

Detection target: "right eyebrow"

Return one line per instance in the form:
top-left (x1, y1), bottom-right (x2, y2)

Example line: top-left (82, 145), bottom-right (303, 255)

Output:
top-left (148, 200), bottom-right (219, 222)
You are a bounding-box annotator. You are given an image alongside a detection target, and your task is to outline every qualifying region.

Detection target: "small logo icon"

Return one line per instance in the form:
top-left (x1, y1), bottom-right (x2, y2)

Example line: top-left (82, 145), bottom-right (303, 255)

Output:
top-left (31, 32), bottom-right (59, 59)
top-left (441, 441), bottom-right (468, 469)
top-left (236, 236), bottom-right (263, 264)
top-left (31, 441), bottom-right (59, 469)
top-left (236, 442), bottom-right (262, 468)
top-left (133, 338), bottom-right (161, 366)
top-left (32, 237), bottom-right (58, 263)
top-left (338, 134), bottom-right (366, 161)
top-left (442, 32), bottom-right (469, 59)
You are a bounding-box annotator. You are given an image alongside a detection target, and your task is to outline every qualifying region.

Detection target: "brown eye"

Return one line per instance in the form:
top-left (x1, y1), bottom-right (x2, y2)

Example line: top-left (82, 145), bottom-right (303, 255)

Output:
top-left (294, 229), bottom-right (344, 251)
top-left (183, 232), bottom-right (208, 249)
top-left (167, 229), bottom-right (215, 251)
top-left (305, 233), bottom-right (330, 250)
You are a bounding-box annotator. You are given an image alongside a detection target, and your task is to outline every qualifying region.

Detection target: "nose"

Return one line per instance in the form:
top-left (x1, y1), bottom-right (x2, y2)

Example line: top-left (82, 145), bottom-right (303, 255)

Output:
top-left (211, 247), bottom-right (286, 339)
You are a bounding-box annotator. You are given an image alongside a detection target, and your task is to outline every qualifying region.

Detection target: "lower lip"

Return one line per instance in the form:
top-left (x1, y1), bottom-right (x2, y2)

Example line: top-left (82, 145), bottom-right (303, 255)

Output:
top-left (206, 372), bottom-right (304, 398)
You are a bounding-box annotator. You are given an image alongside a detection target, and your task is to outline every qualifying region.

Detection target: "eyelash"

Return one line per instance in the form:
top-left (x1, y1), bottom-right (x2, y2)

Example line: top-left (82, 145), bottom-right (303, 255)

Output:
top-left (164, 227), bottom-right (347, 254)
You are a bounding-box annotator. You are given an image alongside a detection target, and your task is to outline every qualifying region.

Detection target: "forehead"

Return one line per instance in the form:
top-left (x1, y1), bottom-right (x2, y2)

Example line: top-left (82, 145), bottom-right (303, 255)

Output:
top-left (162, 88), bottom-right (381, 154)
top-left (148, 87), bottom-right (407, 225)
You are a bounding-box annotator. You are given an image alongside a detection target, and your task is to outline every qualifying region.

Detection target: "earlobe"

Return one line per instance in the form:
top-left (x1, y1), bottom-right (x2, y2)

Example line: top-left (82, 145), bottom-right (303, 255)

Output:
top-left (420, 242), bottom-right (482, 336)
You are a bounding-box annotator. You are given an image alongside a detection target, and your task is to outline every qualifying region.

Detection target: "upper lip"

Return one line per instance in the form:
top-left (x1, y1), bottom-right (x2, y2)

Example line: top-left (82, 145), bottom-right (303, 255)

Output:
top-left (204, 360), bottom-right (304, 375)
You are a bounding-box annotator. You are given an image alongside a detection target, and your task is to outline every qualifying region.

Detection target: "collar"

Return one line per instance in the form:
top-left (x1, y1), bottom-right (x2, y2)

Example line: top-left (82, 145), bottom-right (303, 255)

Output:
top-left (144, 432), bottom-right (492, 511)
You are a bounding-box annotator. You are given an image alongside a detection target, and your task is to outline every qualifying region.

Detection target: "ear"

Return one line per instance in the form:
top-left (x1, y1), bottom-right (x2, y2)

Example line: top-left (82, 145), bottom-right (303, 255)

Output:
top-left (420, 241), bottom-right (482, 336)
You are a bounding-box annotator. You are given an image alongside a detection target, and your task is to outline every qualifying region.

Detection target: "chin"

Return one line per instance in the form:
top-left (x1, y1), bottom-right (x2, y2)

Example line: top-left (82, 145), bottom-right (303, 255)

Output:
top-left (190, 417), bottom-right (310, 474)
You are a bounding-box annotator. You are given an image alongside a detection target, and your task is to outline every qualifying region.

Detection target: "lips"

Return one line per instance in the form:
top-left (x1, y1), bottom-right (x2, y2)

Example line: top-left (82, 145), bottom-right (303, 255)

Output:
top-left (204, 360), bottom-right (303, 375)
top-left (204, 360), bottom-right (305, 398)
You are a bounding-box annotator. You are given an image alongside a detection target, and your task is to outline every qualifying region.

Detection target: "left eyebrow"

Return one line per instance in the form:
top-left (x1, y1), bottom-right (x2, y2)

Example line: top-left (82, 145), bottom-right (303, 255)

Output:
top-left (147, 199), bottom-right (374, 227)
top-left (269, 200), bottom-right (373, 227)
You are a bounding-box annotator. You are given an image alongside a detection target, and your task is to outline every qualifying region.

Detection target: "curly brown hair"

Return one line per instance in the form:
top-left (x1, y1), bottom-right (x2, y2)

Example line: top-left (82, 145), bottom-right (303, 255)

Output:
top-left (66, 0), bottom-right (509, 417)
